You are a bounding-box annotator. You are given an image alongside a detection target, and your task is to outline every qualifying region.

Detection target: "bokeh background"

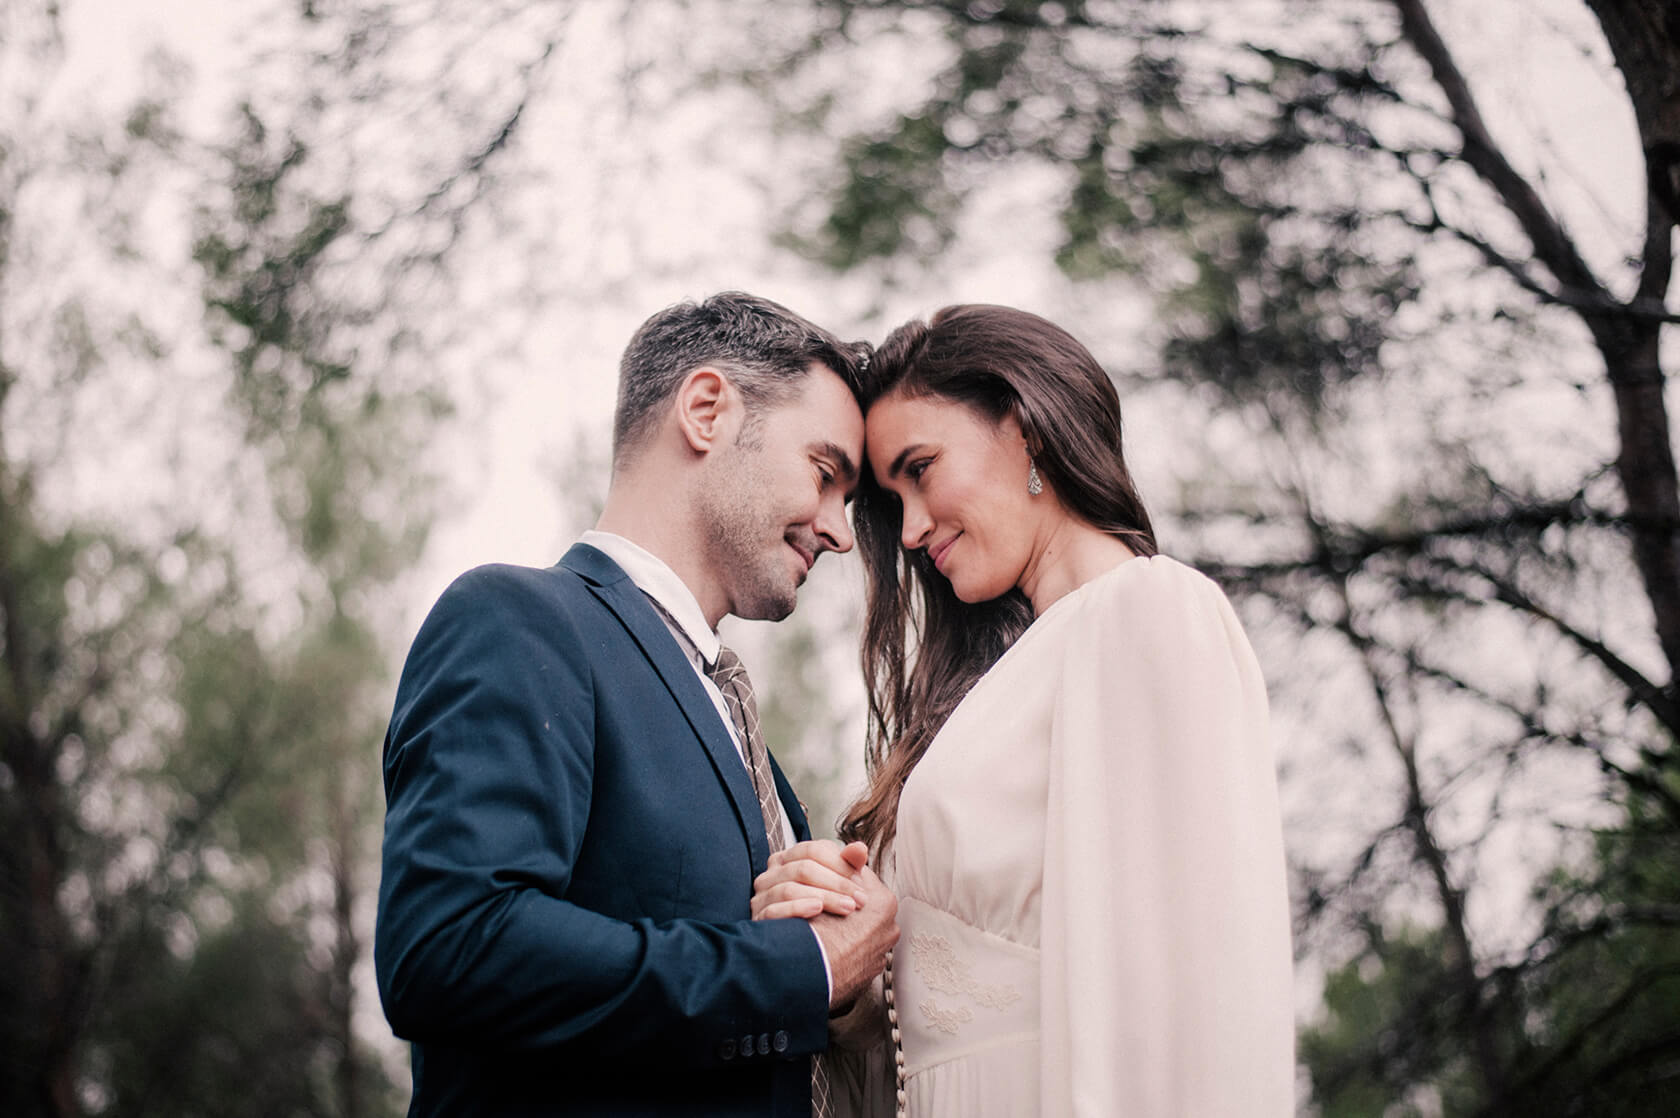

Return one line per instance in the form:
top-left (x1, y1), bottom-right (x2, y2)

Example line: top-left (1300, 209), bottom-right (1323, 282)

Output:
top-left (4, 0), bottom-right (1678, 1114)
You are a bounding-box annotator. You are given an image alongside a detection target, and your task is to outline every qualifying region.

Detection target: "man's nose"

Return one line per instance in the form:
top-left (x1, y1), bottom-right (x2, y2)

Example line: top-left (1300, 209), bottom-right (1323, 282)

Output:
top-left (815, 495), bottom-right (855, 554)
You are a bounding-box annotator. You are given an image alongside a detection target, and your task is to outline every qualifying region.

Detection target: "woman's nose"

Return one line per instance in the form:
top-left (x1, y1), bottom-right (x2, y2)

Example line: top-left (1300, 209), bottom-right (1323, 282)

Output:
top-left (900, 500), bottom-right (932, 550)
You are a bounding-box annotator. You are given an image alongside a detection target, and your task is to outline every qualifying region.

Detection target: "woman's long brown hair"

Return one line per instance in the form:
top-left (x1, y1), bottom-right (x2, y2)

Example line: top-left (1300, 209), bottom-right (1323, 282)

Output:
top-left (838, 305), bottom-right (1158, 860)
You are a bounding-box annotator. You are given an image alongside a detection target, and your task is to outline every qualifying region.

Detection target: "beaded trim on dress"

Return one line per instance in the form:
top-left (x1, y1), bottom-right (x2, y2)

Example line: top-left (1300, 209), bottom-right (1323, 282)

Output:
top-left (884, 951), bottom-right (907, 1118)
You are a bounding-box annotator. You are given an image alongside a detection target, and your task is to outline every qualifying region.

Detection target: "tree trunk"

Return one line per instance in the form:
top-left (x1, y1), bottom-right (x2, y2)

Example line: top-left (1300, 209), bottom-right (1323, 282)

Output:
top-left (26, 780), bottom-right (80, 1118)
top-left (1587, 0), bottom-right (1680, 225)
top-left (1, 446), bottom-right (79, 1117)
top-left (329, 775), bottom-right (360, 1118)
top-left (1595, 292), bottom-right (1680, 692)
top-left (3, 675), bottom-right (79, 1109)
top-left (1400, 0), bottom-right (1680, 690)
top-left (1587, 0), bottom-right (1680, 691)
top-left (1346, 585), bottom-right (1510, 1101)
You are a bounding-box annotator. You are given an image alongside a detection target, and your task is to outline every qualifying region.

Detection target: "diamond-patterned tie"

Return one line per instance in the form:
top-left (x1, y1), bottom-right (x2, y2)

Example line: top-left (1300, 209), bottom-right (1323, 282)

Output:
top-left (707, 645), bottom-right (785, 855)
top-left (706, 645), bottom-right (832, 1118)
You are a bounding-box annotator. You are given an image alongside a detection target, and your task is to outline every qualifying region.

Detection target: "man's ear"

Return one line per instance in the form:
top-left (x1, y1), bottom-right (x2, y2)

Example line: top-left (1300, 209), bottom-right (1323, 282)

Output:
top-left (673, 367), bottom-right (739, 454)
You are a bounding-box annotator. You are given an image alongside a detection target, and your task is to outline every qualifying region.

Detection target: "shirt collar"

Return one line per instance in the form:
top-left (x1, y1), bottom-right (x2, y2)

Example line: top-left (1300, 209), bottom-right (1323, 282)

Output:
top-left (579, 529), bottom-right (721, 664)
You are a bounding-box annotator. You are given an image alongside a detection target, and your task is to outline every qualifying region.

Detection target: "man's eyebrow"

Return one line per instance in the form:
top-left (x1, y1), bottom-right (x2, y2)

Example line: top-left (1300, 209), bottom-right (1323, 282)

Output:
top-left (815, 441), bottom-right (859, 482)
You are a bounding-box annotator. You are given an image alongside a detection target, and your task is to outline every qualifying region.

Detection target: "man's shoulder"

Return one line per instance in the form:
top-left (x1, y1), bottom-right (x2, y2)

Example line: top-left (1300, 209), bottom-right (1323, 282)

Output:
top-left (421, 560), bottom-right (606, 641)
top-left (445, 559), bottom-right (579, 598)
top-left (442, 543), bottom-right (628, 597)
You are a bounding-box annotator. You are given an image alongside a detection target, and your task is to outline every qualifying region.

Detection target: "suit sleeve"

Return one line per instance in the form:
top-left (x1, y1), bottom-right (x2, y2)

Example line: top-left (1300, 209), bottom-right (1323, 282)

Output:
top-left (374, 565), bottom-right (830, 1065)
top-left (1037, 563), bottom-right (1295, 1116)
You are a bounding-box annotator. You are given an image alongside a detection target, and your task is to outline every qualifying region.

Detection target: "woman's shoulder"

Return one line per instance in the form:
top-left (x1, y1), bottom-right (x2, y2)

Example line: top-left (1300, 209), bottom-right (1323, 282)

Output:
top-left (992, 556), bottom-right (1240, 677)
top-left (1053, 553), bottom-right (1247, 655)
top-left (1066, 553), bottom-right (1226, 614)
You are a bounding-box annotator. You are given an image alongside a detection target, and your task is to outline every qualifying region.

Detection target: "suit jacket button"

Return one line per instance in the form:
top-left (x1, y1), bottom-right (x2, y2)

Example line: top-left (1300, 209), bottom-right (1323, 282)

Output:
top-left (719, 1038), bottom-right (737, 1060)
top-left (772, 1030), bottom-right (789, 1053)
top-left (757, 1033), bottom-right (771, 1056)
top-left (740, 1034), bottom-right (754, 1058)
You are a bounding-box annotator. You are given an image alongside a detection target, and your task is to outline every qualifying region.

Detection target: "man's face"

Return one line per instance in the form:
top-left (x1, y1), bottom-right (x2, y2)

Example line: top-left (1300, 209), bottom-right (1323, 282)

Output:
top-left (698, 363), bottom-right (863, 622)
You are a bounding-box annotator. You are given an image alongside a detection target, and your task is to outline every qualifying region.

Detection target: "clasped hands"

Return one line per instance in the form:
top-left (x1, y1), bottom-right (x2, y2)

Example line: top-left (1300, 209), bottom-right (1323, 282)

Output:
top-left (752, 840), bottom-right (899, 1011)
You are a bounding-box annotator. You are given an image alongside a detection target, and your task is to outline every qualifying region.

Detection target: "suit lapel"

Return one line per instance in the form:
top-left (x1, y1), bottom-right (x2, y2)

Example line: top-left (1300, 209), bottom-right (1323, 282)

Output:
top-left (560, 544), bottom-right (772, 870)
top-left (768, 756), bottom-right (813, 843)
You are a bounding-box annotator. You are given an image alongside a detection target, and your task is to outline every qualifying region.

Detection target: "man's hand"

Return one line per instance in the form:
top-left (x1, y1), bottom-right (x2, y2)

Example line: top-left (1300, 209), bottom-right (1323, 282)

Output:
top-left (752, 840), bottom-right (871, 920)
top-left (809, 863), bottom-right (899, 1011)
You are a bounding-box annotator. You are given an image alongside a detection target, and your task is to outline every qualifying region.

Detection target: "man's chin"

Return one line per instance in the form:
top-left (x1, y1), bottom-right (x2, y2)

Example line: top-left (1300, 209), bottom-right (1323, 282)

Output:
top-left (744, 600), bottom-right (797, 623)
top-left (734, 581), bottom-right (800, 623)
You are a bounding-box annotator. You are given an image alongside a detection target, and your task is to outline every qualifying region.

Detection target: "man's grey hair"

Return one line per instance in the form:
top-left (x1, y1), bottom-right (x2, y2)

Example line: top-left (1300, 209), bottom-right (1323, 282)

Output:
top-left (612, 291), bottom-right (868, 467)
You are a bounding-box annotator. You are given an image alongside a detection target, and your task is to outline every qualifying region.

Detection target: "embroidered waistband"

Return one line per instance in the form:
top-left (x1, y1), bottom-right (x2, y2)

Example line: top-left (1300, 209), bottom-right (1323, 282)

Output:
top-left (895, 897), bottom-right (1041, 1078)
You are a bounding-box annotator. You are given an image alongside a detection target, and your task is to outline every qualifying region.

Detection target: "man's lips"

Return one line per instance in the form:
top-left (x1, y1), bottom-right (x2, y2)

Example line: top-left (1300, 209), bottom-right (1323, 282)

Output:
top-left (928, 534), bottom-right (959, 571)
top-left (787, 540), bottom-right (815, 572)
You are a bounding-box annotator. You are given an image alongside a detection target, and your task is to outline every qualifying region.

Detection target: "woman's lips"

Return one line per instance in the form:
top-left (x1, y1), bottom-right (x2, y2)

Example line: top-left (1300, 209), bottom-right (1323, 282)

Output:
top-left (929, 534), bottom-right (958, 571)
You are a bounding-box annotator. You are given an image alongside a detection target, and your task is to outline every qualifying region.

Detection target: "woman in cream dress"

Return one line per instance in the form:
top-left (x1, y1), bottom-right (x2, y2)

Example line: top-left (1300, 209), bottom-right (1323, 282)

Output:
top-left (753, 305), bottom-right (1295, 1117)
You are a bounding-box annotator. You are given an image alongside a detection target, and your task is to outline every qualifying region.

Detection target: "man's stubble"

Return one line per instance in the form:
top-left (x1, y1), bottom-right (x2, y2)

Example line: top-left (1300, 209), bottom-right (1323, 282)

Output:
top-left (696, 442), bottom-right (799, 623)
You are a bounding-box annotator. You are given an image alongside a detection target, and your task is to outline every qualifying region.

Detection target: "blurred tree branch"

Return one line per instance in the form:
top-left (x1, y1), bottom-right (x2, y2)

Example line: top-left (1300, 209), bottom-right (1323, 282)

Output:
top-left (731, 0), bottom-right (1680, 1107)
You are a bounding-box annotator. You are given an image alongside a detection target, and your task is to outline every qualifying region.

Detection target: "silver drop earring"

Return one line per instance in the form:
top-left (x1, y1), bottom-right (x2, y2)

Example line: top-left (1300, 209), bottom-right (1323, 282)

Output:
top-left (1027, 460), bottom-right (1043, 496)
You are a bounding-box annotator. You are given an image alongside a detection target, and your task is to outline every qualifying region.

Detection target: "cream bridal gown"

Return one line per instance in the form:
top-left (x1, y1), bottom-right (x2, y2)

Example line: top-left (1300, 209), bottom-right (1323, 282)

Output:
top-left (870, 556), bottom-right (1294, 1118)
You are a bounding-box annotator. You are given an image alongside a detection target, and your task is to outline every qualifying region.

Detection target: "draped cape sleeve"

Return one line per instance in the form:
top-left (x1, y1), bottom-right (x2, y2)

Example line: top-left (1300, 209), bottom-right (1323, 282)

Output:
top-left (1038, 559), bottom-right (1295, 1115)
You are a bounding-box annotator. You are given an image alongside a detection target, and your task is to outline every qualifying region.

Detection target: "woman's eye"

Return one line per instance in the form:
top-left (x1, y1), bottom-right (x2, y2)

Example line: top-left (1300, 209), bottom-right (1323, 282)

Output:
top-left (906, 459), bottom-right (930, 482)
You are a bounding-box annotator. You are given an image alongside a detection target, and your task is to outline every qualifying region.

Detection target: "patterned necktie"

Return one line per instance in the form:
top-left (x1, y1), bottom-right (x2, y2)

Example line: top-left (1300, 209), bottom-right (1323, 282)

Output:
top-left (707, 645), bottom-right (833, 1118)
top-left (644, 600), bottom-right (829, 1117)
top-left (638, 592), bottom-right (785, 847)
top-left (707, 645), bottom-right (785, 855)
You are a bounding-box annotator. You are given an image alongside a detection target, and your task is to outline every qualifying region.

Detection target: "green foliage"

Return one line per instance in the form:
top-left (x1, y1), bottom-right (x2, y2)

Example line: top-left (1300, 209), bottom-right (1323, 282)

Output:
top-left (195, 106), bottom-right (356, 436)
top-left (794, 4), bottom-right (1426, 408)
top-left (1302, 800), bottom-right (1680, 1116)
top-left (801, 112), bottom-right (964, 270)
top-left (1507, 797), bottom-right (1680, 1113)
top-left (90, 897), bottom-right (335, 1118)
top-left (1, 8), bottom-right (437, 1115)
top-left (1302, 927), bottom-right (1485, 1117)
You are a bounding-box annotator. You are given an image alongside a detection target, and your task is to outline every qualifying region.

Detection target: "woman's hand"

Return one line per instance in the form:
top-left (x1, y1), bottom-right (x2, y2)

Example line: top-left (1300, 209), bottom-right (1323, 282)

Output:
top-left (751, 839), bottom-right (872, 920)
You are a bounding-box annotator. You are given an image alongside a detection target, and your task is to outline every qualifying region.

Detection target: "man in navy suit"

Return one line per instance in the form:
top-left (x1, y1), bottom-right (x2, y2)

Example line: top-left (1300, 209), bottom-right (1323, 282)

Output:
top-left (375, 293), bottom-right (898, 1116)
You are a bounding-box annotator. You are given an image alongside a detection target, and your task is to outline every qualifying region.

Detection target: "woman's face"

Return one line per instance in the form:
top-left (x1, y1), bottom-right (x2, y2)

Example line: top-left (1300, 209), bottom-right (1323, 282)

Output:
top-left (865, 389), bottom-right (1044, 603)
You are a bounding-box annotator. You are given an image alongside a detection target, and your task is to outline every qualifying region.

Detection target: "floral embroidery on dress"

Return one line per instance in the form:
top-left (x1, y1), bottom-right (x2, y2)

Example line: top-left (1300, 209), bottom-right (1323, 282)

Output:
top-left (909, 933), bottom-right (1023, 1013)
top-left (919, 997), bottom-right (973, 1035)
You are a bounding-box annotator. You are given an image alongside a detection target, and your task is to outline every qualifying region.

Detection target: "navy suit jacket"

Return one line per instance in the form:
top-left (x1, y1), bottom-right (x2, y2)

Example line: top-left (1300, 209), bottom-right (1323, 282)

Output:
top-left (376, 544), bottom-right (830, 1116)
